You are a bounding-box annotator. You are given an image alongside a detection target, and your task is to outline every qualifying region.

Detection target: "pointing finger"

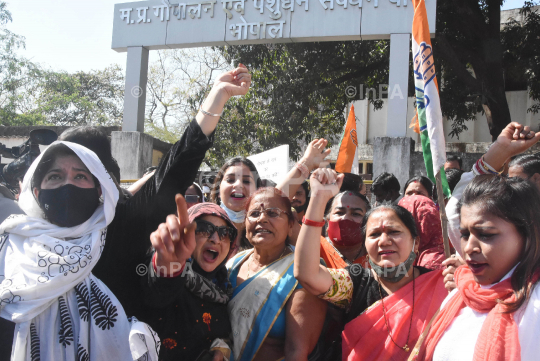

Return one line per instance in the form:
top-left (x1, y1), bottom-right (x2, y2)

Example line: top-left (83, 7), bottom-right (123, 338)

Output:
top-left (166, 214), bottom-right (181, 242)
top-left (176, 194), bottom-right (190, 228)
top-left (158, 223), bottom-right (175, 254)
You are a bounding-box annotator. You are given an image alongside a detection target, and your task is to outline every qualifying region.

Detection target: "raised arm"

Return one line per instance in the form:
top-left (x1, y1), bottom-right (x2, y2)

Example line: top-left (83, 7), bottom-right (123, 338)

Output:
top-left (294, 168), bottom-right (343, 295)
top-left (196, 64), bottom-right (251, 136)
top-left (483, 122), bottom-right (540, 169)
top-left (447, 122), bottom-right (540, 255)
top-left (276, 138), bottom-right (331, 199)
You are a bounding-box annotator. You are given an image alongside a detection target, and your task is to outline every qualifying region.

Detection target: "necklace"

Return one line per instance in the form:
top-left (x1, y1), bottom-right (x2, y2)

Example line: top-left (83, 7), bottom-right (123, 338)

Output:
top-left (377, 268), bottom-right (416, 353)
top-left (246, 246), bottom-right (288, 278)
top-left (326, 237), bottom-right (364, 266)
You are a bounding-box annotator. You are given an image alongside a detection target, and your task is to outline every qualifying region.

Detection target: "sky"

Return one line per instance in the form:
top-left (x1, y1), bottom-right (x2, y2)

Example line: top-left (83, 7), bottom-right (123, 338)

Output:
top-left (5, 0), bottom-right (530, 74)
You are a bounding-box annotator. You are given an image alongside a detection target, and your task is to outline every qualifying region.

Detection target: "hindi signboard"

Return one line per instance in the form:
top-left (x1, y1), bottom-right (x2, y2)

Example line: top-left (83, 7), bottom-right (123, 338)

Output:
top-left (112, 0), bottom-right (436, 51)
top-left (247, 145), bottom-right (290, 184)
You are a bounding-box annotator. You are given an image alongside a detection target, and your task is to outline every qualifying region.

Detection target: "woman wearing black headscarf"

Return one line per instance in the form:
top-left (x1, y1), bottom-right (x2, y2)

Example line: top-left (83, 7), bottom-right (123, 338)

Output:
top-left (141, 199), bottom-right (238, 361)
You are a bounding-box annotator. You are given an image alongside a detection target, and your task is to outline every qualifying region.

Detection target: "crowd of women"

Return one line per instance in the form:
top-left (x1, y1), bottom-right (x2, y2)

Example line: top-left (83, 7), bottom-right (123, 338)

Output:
top-left (1, 65), bottom-right (540, 361)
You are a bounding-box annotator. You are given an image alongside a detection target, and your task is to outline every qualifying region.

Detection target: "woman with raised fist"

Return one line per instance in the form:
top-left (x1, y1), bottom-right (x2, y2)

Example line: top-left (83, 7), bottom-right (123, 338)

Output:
top-left (294, 168), bottom-right (447, 361)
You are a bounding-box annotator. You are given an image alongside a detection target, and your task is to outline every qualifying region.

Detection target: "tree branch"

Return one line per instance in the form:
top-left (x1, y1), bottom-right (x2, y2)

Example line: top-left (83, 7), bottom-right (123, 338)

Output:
top-left (435, 35), bottom-right (483, 93)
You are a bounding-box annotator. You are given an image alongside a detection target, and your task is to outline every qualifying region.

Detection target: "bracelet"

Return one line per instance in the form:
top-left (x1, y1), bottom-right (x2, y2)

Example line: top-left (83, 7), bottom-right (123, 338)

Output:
top-left (473, 157), bottom-right (504, 176)
top-left (302, 216), bottom-right (325, 227)
top-left (199, 104), bottom-right (223, 117)
top-left (481, 156), bottom-right (505, 175)
top-left (294, 161), bottom-right (310, 179)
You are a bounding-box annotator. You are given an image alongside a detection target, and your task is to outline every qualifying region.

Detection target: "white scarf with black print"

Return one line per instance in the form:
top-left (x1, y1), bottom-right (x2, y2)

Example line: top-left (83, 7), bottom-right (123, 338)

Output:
top-left (0, 141), bottom-right (159, 361)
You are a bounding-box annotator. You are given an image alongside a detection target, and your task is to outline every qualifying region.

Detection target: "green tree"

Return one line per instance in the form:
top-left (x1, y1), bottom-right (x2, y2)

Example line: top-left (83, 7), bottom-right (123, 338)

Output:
top-left (218, 1), bottom-right (539, 144)
top-left (0, 2), bottom-right (124, 127)
top-left (0, 1), bottom-right (44, 126)
top-left (435, 0), bottom-right (539, 139)
top-left (207, 40), bottom-right (390, 166)
top-left (501, 2), bottom-right (540, 116)
top-left (31, 66), bottom-right (124, 126)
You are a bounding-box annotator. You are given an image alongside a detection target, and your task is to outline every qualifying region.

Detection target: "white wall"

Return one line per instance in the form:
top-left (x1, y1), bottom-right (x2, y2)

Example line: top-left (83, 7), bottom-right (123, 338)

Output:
top-left (349, 90), bottom-right (539, 145)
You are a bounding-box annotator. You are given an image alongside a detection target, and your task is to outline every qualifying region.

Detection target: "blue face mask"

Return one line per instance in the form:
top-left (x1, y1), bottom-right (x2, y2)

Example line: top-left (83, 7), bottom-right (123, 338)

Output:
top-left (38, 184), bottom-right (100, 227)
top-left (220, 202), bottom-right (246, 223)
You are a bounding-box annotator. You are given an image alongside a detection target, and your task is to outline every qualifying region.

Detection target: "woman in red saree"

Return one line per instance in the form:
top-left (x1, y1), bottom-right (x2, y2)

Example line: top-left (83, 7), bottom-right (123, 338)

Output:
top-left (294, 168), bottom-right (448, 361)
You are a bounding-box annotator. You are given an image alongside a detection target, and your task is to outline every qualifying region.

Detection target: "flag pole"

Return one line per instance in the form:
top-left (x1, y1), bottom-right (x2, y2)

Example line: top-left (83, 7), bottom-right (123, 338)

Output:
top-left (435, 171), bottom-right (451, 258)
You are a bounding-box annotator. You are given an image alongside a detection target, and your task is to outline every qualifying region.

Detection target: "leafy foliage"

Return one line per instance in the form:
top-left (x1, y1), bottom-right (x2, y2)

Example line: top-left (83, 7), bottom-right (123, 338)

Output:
top-left (0, 2), bottom-right (44, 126)
top-left (204, 40), bottom-right (390, 166)
top-left (31, 66), bottom-right (124, 126)
top-left (217, 1), bottom-right (540, 144)
top-left (502, 2), bottom-right (540, 117)
top-left (0, 2), bottom-right (123, 127)
top-left (433, 0), bottom-right (540, 139)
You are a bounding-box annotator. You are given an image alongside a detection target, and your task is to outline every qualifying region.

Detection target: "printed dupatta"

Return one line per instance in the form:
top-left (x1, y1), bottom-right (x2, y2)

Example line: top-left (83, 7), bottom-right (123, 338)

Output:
top-left (226, 248), bottom-right (297, 361)
top-left (342, 270), bottom-right (447, 361)
top-left (0, 141), bottom-right (159, 361)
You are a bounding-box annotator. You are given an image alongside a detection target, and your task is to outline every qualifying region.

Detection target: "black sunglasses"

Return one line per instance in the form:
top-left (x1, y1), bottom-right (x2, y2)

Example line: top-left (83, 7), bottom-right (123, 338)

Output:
top-left (195, 219), bottom-right (237, 242)
top-left (185, 195), bottom-right (201, 203)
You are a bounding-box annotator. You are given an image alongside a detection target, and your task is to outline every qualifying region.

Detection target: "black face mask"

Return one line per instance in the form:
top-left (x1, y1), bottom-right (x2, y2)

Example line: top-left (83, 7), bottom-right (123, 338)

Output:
top-left (38, 184), bottom-right (100, 227)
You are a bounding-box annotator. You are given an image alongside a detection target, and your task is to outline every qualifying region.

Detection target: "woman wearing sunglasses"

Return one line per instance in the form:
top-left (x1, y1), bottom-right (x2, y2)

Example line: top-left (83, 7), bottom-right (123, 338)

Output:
top-left (141, 200), bottom-right (238, 361)
top-left (226, 187), bottom-right (327, 361)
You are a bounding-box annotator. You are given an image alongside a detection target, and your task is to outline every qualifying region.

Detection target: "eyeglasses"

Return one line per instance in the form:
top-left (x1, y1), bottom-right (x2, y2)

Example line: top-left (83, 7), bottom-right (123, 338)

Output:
top-left (185, 195), bottom-right (200, 203)
top-left (247, 208), bottom-right (287, 221)
top-left (195, 220), bottom-right (236, 242)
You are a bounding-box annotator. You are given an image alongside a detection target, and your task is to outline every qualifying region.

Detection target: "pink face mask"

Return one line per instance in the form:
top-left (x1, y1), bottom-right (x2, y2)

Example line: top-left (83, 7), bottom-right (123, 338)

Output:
top-left (327, 219), bottom-right (363, 247)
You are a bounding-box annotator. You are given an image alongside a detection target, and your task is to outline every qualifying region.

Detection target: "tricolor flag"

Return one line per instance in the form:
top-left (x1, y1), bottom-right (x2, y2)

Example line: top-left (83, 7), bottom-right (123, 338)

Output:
top-left (336, 104), bottom-right (359, 174)
top-left (412, 0), bottom-right (450, 197)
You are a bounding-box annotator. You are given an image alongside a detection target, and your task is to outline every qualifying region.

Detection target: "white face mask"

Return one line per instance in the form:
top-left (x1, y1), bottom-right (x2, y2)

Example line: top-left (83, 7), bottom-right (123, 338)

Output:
top-left (220, 202), bottom-right (246, 223)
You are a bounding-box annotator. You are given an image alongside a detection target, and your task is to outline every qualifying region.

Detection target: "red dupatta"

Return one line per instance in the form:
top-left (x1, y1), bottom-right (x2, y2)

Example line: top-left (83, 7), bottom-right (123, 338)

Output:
top-left (342, 270), bottom-right (447, 361)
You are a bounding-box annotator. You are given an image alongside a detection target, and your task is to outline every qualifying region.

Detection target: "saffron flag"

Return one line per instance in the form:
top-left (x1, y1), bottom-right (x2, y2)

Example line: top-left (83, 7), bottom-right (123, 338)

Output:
top-left (336, 104), bottom-right (359, 174)
top-left (412, 0), bottom-right (450, 197)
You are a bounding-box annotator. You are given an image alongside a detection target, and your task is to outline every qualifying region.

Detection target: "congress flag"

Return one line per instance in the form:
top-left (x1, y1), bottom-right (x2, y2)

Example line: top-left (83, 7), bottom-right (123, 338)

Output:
top-left (336, 104), bottom-right (359, 174)
top-left (412, 0), bottom-right (450, 197)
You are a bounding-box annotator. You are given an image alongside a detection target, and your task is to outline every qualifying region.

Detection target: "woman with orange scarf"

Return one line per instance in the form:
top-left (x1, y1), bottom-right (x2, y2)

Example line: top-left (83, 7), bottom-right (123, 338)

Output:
top-left (414, 122), bottom-right (540, 360)
top-left (294, 168), bottom-right (448, 361)
top-left (416, 175), bottom-right (540, 361)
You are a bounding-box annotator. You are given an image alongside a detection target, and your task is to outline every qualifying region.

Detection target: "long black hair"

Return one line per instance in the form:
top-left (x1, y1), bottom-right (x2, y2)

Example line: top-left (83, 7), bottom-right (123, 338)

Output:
top-left (458, 175), bottom-right (540, 313)
top-left (210, 156), bottom-right (262, 204)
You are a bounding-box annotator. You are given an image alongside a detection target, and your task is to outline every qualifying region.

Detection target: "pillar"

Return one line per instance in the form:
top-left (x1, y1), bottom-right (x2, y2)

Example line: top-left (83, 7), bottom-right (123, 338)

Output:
top-left (111, 131), bottom-right (153, 180)
top-left (387, 33), bottom-right (410, 137)
top-left (122, 46), bottom-right (149, 132)
top-left (372, 137), bottom-right (414, 192)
